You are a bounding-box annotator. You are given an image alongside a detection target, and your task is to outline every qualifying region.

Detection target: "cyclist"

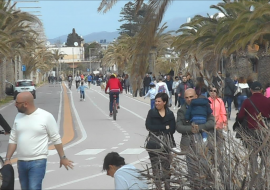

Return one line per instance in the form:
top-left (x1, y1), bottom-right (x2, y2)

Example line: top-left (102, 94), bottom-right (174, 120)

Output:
top-left (105, 74), bottom-right (123, 117)
top-left (67, 74), bottom-right (73, 89)
top-left (75, 74), bottom-right (81, 89)
top-left (77, 81), bottom-right (88, 101)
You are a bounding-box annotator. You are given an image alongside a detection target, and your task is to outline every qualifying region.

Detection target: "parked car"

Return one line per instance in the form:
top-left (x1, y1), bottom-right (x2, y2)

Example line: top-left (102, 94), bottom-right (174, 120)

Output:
top-left (13, 79), bottom-right (36, 100)
top-left (5, 80), bottom-right (14, 96)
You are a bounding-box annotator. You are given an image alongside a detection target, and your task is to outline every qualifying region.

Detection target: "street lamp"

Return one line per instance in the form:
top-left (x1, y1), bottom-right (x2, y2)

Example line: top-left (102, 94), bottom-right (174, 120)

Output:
top-left (73, 42), bottom-right (78, 78)
top-left (89, 48), bottom-right (95, 74)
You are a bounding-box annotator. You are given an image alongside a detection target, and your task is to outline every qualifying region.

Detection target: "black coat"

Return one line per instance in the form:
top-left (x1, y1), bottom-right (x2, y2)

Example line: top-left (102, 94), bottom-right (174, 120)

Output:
top-left (224, 77), bottom-right (235, 97)
top-left (143, 76), bottom-right (151, 86)
top-left (145, 108), bottom-right (176, 135)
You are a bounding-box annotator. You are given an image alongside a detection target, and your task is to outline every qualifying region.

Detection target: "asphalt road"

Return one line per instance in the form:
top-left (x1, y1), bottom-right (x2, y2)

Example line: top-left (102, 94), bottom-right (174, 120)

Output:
top-left (0, 82), bottom-right (237, 189)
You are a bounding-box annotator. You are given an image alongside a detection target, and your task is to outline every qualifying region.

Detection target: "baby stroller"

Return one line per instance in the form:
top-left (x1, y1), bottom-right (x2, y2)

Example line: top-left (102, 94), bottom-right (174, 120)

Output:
top-left (0, 114), bottom-right (14, 190)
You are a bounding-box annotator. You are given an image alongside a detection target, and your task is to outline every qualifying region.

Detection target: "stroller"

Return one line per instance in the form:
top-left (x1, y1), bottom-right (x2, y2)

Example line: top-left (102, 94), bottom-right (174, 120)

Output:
top-left (0, 114), bottom-right (14, 190)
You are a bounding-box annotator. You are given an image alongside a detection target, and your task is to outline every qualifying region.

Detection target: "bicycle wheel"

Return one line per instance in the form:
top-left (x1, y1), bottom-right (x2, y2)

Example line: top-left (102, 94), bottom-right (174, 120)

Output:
top-left (113, 101), bottom-right (117, 120)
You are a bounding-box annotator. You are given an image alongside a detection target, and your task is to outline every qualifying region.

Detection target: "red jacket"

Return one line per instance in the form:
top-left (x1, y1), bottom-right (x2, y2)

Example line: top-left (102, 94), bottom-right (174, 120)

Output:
top-left (237, 93), bottom-right (270, 129)
top-left (105, 78), bottom-right (123, 92)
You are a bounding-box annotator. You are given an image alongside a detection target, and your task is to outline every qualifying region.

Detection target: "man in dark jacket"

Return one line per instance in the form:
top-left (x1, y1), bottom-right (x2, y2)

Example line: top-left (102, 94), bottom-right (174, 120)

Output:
top-left (176, 88), bottom-right (215, 188)
top-left (165, 75), bottom-right (173, 107)
top-left (223, 72), bottom-right (235, 119)
top-left (236, 81), bottom-right (270, 183)
top-left (143, 73), bottom-right (151, 95)
top-left (176, 76), bottom-right (191, 106)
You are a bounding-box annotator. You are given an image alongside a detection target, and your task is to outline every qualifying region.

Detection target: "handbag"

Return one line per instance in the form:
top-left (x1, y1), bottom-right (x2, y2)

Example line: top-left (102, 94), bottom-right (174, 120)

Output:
top-left (144, 134), bottom-right (166, 152)
top-left (234, 83), bottom-right (242, 96)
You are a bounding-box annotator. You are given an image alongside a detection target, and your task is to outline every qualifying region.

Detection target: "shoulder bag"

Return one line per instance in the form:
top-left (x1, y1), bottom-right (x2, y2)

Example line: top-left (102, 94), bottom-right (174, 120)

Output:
top-left (248, 98), bottom-right (269, 128)
top-left (234, 83), bottom-right (242, 96)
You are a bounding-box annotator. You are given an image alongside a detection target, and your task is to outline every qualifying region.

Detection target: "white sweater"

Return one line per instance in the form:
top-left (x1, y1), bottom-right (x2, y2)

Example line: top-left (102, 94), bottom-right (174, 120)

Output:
top-left (155, 82), bottom-right (170, 97)
top-left (9, 108), bottom-right (62, 160)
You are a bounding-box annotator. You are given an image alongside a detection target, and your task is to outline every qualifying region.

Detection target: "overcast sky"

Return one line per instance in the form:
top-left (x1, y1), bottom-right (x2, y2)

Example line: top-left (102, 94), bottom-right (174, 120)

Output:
top-left (15, 0), bottom-right (221, 39)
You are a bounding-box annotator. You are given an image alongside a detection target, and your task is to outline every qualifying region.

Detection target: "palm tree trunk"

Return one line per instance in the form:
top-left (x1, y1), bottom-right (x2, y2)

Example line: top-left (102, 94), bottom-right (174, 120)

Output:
top-left (258, 55), bottom-right (270, 87)
top-left (0, 58), bottom-right (7, 100)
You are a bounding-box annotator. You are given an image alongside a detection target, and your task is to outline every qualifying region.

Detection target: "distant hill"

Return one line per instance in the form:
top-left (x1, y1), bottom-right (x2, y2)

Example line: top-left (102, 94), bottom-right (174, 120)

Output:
top-left (48, 31), bottom-right (119, 44)
top-left (47, 14), bottom-right (212, 45)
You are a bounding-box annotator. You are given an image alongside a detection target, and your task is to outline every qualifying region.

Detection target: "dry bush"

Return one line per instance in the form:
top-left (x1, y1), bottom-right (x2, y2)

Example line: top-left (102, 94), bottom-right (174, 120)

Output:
top-left (141, 122), bottom-right (270, 189)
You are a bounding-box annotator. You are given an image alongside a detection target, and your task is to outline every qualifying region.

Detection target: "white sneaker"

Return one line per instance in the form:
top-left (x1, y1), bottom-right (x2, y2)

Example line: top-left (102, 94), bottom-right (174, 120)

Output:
top-left (84, 99), bottom-right (85, 101)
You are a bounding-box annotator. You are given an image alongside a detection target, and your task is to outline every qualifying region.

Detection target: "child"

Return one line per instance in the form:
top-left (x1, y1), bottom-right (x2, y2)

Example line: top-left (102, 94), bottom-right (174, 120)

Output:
top-left (144, 82), bottom-right (156, 109)
top-left (77, 81), bottom-right (88, 101)
top-left (185, 95), bottom-right (212, 142)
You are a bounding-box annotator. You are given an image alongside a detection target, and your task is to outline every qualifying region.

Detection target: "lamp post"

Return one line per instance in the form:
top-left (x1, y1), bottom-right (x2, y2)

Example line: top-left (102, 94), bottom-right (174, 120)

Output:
top-left (89, 48), bottom-right (95, 74)
top-left (73, 42), bottom-right (78, 78)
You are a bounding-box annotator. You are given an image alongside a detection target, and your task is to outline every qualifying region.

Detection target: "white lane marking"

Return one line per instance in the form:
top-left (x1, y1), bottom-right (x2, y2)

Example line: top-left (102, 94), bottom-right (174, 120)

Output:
top-left (47, 83), bottom-right (88, 156)
top-left (56, 83), bottom-right (63, 132)
top-left (75, 149), bottom-right (106, 155)
top-left (123, 139), bottom-right (128, 142)
top-left (85, 157), bottom-right (96, 161)
top-left (123, 94), bottom-right (149, 106)
top-left (125, 136), bottom-right (130, 138)
top-left (90, 89), bottom-right (146, 121)
top-left (0, 152), bottom-right (6, 157)
top-left (46, 157), bottom-right (149, 189)
top-left (118, 143), bottom-right (124, 145)
top-left (124, 133), bottom-right (129, 135)
top-left (0, 101), bottom-right (14, 111)
top-left (111, 147), bottom-right (118, 149)
top-left (120, 148), bottom-right (145, 155)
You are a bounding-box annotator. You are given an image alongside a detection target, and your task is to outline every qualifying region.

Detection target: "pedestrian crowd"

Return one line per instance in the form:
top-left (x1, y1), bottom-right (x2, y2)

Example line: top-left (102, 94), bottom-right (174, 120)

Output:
top-left (2, 70), bottom-right (270, 190)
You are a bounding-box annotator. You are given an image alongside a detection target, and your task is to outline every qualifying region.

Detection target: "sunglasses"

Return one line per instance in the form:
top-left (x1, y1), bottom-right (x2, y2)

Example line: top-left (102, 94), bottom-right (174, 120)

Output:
top-left (210, 90), bottom-right (217, 92)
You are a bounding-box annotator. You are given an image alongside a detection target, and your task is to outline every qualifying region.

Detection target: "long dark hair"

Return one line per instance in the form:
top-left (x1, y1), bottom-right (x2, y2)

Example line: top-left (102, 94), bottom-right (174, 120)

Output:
top-left (102, 152), bottom-right (125, 171)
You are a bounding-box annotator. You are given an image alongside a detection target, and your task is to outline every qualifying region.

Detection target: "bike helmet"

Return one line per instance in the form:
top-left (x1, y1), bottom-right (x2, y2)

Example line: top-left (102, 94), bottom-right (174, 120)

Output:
top-left (111, 73), bottom-right (116, 78)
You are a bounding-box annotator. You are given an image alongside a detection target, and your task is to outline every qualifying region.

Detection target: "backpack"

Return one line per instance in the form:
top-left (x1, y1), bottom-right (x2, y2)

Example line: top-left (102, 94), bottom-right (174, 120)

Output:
top-left (158, 85), bottom-right (166, 93)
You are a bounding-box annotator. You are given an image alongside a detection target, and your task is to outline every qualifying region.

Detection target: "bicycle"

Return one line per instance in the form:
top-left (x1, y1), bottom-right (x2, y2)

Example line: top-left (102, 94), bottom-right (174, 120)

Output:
top-left (112, 94), bottom-right (117, 120)
top-left (68, 80), bottom-right (72, 89)
top-left (105, 92), bottom-right (119, 120)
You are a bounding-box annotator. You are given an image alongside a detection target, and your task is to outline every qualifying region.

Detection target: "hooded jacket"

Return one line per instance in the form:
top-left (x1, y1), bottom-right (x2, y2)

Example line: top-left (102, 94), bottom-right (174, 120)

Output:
top-left (185, 97), bottom-right (212, 121)
top-left (208, 97), bottom-right (227, 129)
top-left (114, 165), bottom-right (148, 190)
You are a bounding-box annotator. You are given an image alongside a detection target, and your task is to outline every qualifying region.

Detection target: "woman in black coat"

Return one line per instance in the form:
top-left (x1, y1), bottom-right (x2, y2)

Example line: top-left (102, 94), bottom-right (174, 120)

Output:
top-left (145, 93), bottom-right (176, 190)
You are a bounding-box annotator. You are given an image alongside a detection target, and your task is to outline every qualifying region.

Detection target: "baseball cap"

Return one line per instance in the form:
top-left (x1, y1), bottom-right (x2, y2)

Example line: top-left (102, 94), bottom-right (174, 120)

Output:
top-left (149, 82), bottom-right (155, 86)
top-left (251, 81), bottom-right (262, 91)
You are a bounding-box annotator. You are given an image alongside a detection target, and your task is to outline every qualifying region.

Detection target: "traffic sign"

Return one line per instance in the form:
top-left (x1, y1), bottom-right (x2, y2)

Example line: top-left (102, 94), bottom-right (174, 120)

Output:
top-left (22, 65), bottom-right (26, 71)
top-left (87, 68), bottom-right (90, 72)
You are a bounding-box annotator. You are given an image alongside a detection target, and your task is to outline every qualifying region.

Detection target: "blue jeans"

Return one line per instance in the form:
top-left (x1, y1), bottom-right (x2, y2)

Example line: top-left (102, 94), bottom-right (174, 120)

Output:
top-left (192, 118), bottom-right (207, 141)
top-left (144, 86), bottom-right (149, 95)
top-left (109, 91), bottom-right (119, 113)
top-left (178, 97), bottom-right (185, 106)
top-left (150, 99), bottom-right (155, 109)
top-left (237, 95), bottom-right (247, 111)
top-left (18, 159), bottom-right (47, 190)
top-left (80, 91), bottom-right (85, 99)
top-left (223, 96), bottom-right (233, 114)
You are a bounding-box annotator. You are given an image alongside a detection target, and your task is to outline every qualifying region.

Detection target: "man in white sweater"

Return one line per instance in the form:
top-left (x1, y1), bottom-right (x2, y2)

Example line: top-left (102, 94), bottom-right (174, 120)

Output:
top-left (4, 92), bottom-right (73, 190)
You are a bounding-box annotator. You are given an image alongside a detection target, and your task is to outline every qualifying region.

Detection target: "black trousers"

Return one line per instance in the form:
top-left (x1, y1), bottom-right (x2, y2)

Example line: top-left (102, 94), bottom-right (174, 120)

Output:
top-left (148, 151), bottom-right (171, 190)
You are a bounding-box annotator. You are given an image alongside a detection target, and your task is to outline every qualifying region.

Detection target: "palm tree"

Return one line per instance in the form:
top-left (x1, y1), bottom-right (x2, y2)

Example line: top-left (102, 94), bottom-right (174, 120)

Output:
top-left (0, 0), bottom-right (45, 99)
top-left (52, 49), bottom-right (66, 78)
top-left (102, 34), bottom-right (134, 74)
top-left (98, 0), bottom-right (173, 90)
